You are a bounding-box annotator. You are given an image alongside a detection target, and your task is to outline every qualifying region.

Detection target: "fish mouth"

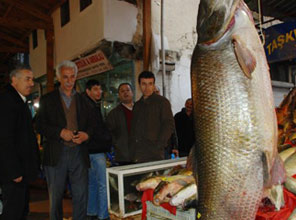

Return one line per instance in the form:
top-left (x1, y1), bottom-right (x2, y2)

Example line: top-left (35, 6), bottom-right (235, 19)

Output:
top-left (197, 0), bottom-right (252, 45)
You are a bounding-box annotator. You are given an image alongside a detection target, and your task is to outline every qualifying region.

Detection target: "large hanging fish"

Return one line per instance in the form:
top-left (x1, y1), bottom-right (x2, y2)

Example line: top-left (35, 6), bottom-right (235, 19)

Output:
top-left (191, 0), bottom-right (280, 219)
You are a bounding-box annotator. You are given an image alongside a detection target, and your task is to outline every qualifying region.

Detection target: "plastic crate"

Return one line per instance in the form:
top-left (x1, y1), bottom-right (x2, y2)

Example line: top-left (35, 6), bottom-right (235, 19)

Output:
top-left (146, 201), bottom-right (196, 220)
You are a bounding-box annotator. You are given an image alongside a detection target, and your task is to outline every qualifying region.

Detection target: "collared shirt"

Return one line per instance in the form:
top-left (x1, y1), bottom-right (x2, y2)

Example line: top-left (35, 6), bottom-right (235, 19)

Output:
top-left (121, 102), bottom-right (133, 111)
top-left (17, 91), bottom-right (26, 103)
top-left (59, 87), bottom-right (76, 108)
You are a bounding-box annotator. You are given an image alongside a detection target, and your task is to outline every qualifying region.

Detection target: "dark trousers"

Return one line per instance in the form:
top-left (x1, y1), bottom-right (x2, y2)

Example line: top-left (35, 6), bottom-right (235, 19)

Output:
top-left (44, 146), bottom-right (88, 220)
top-left (0, 181), bottom-right (27, 220)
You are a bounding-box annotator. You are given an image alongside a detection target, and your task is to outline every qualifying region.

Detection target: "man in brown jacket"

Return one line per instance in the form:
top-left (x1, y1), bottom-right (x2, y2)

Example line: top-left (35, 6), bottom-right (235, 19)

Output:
top-left (129, 71), bottom-right (175, 163)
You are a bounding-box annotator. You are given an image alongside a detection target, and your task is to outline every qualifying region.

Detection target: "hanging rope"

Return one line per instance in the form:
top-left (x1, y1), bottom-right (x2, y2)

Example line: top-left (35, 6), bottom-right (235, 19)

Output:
top-left (257, 0), bottom-right (265, 45)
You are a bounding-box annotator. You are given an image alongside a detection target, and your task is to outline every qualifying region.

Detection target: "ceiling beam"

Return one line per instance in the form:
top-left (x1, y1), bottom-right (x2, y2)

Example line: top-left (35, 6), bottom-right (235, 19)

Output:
top-left (0, 17), bottom-right (48, 29)
top-left (0, 33), bottom-right (27, 48)
top-left (0, 46), bottom-right (28, 53)
top-left (2, 0), bottom-right (51, 22)
top-left (50, 0), bottom-right (68, 14)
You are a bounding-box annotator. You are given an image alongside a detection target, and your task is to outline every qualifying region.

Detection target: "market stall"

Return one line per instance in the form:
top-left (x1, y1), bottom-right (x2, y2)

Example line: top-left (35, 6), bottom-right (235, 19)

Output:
top-left (106, 157), bottom-right (190, 219)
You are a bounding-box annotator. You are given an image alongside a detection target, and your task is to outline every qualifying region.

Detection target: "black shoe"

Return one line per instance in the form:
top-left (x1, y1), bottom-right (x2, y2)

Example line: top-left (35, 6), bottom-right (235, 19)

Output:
top-left (86, 216), bottom-right (98, 220)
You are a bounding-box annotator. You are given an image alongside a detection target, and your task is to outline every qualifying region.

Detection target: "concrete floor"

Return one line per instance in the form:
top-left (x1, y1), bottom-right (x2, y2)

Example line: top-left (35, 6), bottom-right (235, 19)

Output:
top-left (27, 179), bottom-right (141, 220)
top-left (28, 180), bottom-right (73, 220)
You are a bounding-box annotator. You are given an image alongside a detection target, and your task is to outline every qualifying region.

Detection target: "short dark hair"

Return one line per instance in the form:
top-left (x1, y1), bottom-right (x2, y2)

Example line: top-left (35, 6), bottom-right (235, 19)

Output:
top-left (86, 79), bottom-right (101, 91)
top-left (118, 82), bottom-right (133, 92)
top-left (138, 71), bottom-right (155, 84)
top-left (186, 98), bottom-right (192, 103)
top-left (9, 64), bottom-right (32, 80)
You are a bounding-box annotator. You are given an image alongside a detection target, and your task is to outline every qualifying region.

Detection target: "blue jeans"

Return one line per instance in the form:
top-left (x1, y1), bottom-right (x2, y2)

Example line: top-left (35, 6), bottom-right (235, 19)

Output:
top-left (44, 146), bottom-right (88, 220)
top-left (87, 153), bottom-right (109, 219)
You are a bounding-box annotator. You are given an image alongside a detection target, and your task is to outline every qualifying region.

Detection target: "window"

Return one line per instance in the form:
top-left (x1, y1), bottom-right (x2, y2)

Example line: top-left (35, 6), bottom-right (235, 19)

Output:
top-left (60, 0), bottom-right (70, 27)
top-left (270, 62), bottom-right (292, 83)
top-left (32, 30), bottom-right (38, 49)
top-left (80, 0), bottom-right (92, 12)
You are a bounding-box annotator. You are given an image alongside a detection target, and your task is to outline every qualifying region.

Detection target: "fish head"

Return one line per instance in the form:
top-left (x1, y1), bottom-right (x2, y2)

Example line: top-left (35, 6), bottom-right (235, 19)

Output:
top-left (197, 0), bottom-right (239, 43)
top-left (197, 0), bottom-right (253, 44)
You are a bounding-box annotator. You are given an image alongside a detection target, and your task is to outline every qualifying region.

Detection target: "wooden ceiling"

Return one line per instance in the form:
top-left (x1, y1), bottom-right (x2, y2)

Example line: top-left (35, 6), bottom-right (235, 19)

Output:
top-left (0, 0), bottom-right (66, 75)
top-left (0, 0), bottom-right (139, 79)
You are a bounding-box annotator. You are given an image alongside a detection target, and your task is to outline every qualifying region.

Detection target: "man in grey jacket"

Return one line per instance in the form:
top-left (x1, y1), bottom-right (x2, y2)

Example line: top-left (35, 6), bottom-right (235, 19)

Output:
top-left (106, 83), bottom-right (134, 165)
top-left (129, 71), bottom-right (175, 163)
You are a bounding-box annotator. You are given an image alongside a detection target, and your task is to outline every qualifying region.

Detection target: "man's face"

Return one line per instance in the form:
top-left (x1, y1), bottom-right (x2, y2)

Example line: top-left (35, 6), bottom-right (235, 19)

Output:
top-left (139, 78), bottom-right (155, 98)
top-left (87, 85), bottom-right (102, 102)
top-left (58, 66), bottom-right (76, 94)
top-left (118, 84), bottom-right (133, 104)
top-left (185, 99), bottom-right (193, 114)
top-left (11, 69), bottom-right (34, 96)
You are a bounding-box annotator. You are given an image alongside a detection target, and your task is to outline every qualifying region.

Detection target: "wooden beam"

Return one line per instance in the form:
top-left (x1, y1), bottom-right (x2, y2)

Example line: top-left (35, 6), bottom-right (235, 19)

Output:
top-left (143, 0), bottom-right (152, 71)
top-left (0, 33), bottom-right (27, 48)
top-left (0, 46), bottom-right (28, 53)
top-left (0, 17), bottom-right (48, 29)
top-left (2, 0), bottom-right (51, 22)
top-left (46, 24), bottom-right (55, 93)
top-left (50, 0), bottom-right (68, 14)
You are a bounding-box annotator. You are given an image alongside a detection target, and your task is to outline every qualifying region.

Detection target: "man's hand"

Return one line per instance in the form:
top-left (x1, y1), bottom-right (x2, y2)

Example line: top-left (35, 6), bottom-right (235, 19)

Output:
top-left (13, 176), bottom-right (23, 183)
top-left (72, 131), bottom-right (89, 145)
top-left (60, 128), bottom-right (74, 141)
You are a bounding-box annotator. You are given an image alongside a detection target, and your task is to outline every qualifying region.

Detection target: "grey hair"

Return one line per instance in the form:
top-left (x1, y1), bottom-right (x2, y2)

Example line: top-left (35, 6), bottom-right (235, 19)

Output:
top-left (9, 64), bottom-right (32, 81)
top-left (56, 60), bottom-right (78, 78)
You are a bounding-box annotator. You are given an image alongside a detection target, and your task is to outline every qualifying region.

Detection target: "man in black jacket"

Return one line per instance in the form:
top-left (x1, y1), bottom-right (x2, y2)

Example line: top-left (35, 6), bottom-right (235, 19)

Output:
top-left (106, 83), bottom-right (134, 165)
top-left (36, 61), bottom-right (95, 220)
top-left (129, 71), bottom-right (175, 163)
top-left (174, 98), bottom-right (195, 157)
top-left (0, 65), bottom-right (40, 220)
top-left (83, 79), bottom-right (111, 220)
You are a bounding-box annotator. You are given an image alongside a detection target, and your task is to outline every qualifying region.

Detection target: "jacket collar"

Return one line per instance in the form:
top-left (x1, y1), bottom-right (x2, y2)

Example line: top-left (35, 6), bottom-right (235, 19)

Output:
top-left (140, 92), bottom-right (157, 103)
top-left (6, 84), bottom-right (26, 104)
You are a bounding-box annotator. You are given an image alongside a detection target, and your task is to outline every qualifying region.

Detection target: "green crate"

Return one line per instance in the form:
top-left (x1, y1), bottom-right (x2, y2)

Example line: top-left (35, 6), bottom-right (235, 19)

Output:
top-left (146, 201), bottom-right (196, 220)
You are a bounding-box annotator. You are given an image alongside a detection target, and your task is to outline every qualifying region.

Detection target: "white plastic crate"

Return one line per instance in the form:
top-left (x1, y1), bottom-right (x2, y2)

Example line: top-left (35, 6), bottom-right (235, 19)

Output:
top-left (146, 201), bottom-right (196, 220)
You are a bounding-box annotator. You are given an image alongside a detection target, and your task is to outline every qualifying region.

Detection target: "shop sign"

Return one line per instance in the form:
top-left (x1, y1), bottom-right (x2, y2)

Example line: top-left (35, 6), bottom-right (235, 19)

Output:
top-left (264, 21), bottom-right (296, 63)
top-left (75, 50), bottom-right (113, 79)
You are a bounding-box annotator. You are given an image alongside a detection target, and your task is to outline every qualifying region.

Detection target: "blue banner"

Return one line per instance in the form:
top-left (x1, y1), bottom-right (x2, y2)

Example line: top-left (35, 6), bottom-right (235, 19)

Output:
top-left (264, 21), bottom-right (296, 63)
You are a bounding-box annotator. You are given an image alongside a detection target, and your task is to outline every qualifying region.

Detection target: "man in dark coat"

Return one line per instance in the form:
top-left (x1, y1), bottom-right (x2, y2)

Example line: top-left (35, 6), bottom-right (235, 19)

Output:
top-left (35, 60), bottom-right (95, 220)
top-left (129, 71), bottom-right (175, 163)
top-left (174, 98), bottom-right (195, 157)
top-left (0, 65), bottom-right (40, 220)
top-left (82, 79), bottom-right (112, 220)
top-left (106, 83), bottom-right (134, 165)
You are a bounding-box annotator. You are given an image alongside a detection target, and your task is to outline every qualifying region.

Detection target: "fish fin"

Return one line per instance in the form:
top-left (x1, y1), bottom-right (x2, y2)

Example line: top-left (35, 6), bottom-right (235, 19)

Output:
top-left (263, 153), bottom-right (286, 188)
top-left (269, 154), bottom-right (286, 185)
top-left (232, 36), bottom-right (257, 79)
top-left (262, 152), bottom-right (271, 187)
